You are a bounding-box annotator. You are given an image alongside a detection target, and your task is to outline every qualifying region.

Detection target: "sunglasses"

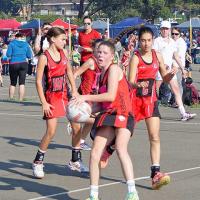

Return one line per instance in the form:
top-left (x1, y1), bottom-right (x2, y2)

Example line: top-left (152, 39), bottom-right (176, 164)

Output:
top-left (172, 33), bottom-right (179, 36)
top-left (84, 23), bottom-right (91, 25)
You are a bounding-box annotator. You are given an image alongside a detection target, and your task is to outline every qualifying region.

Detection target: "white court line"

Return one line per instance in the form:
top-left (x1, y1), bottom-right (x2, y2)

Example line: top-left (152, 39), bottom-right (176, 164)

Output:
top-left (0, 112), bottom-right (199, 125)
top-left (27, 166), bottom-right (200, 200)
top-left (0, 112), bottom-right (41, 117)
top-left (161, 120), bottom-right (200, 125)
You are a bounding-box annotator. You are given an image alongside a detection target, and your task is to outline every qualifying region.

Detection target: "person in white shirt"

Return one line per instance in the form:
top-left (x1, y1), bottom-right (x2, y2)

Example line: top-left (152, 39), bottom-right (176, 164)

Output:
top-left (153, 21), bottom-right (196, 121)
top-left (171, 27), bottom-right (187, 97)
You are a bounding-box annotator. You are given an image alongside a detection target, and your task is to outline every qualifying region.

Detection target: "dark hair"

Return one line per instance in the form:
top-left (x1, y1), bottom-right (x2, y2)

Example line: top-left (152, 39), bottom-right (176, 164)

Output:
top-left (15, 33), bottom-right (24, 38)
top-left (46, 27), bottom-right (66, 43)
top-left (98, 40), bottom-right (115, 54)
top-left (91, 39), bottom-right (103, 48)
top-left (171, 27), bottom-right (181, 34)
top-left (138, 26), bottom-right (154, 40)
top-left (83, 16), bottom-right (92, 21)
top-left (185, 77), bottom-right (193, 84)
top-left (42, 22), bottom-right (51, 28)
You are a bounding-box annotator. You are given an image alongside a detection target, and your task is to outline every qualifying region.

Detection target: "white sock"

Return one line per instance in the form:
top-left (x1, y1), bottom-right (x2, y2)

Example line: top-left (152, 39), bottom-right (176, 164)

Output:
top-left (90, 185), bottom-right (98, 198)
top-left (178, 105), bottom-right (186, 116)
top-left (38, 148), bottom-right (46, 153)
top-left (127, 180), bottom-right (136, 193)
top-left (152, 163), bottom-right (160, 167)
top-left (80, 139), bottom-right (85, 144)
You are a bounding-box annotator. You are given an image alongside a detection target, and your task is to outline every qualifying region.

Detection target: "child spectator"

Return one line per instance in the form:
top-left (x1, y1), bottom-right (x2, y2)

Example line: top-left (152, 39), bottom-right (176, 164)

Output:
top-left (183, 77), bottom-right (199, 105)
top-left (71, 45), bottom-right (81, 71)
top-left (1, 44), bottom-right (9, 75)
top-left (0, 59), bottom-right (3, 87)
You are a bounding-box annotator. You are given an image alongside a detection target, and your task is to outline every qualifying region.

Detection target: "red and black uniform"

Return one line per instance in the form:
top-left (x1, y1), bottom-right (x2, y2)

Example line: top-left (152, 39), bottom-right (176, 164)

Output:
top-left (78, 55), bottom-right (101, 95)
top-left (91, 66), bottom-right (134, 139)
top-left (131, 49), bottom-right (160, 122)
top-left (43, 50), bottom-right (68, 119)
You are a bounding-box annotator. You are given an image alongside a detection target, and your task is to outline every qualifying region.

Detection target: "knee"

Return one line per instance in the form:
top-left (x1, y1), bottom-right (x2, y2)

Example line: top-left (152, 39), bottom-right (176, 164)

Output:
top-left (149, 134), bottom-right (160, 143)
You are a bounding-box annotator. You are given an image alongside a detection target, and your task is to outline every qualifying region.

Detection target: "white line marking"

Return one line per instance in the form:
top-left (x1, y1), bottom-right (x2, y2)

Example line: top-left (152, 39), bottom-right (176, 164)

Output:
top-left (26, 166), bottom-right (200, 200)
top-left (161, 121), bottom-right (200, 125)
top-left (0, 112), bottom-right (199, 125)
top-left (0, 112), bottom-right (41, 117)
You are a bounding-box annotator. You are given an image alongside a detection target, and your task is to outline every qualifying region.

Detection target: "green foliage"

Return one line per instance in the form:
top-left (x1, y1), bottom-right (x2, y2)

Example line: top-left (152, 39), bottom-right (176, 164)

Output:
top-left (0, 11), bottom-right (12, 19)
top-left (0, 0), bottom-right (199, 23)
top-left (31, 14), bottom-right (61, 23)
top-left (159, 7), bottom-right (171, 20)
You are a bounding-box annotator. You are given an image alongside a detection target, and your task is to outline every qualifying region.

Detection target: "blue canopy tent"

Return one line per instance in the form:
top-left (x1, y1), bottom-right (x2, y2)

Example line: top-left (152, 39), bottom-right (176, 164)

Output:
top-left (92, 20), bottom-right (108, 30)
top-left (110, 17), bottom-right (145, 38)
top-left (19, 19), bottom-right (43, 29)
top-left (176, 18), bottom-right (200, 29)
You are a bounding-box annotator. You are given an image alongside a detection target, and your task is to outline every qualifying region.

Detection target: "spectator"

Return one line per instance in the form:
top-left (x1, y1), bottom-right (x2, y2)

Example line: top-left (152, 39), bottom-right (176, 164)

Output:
top-left (34, 22), bottom-right (52, 56)
top-left (6, 33), bottom-right (32, 101)
top-left (153, 21), bottom-right (196, 121)
top-left (71, 45), bottom-right (81, 71)
top-left (0, 59), bottom-right (3, 87)
top-left (1, 44), bottom-right (9, 75)
top-left (78, 16), bottom-right (101, 65)
top-left (102, 29), bottom-right (109, 39)
top-left (171, 27), bottom-right (187, 98)
top-left (71, 29), bottom-right (79, 47)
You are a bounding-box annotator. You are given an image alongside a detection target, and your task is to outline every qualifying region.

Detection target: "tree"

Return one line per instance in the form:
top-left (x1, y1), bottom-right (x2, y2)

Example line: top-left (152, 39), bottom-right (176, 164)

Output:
top-left (77, 0), bottom-right (139, 21)
top-left (138, 0), bottom-right (166, 23)
top-left (0, 11), bottom-right (12, 19)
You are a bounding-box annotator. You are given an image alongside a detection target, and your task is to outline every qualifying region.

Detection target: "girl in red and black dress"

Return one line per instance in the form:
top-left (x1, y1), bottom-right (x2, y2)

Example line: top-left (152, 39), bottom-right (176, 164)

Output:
top-left (74, 41), bottom-right (139, 200)
top-left (72, 39), bottom-right (102, 150)
top-left (129, 27), bottom-right (177, 190)
top-left (66, 40), bottom-right (102, 172)
top-left (32, 27), bottom-right (78, 179)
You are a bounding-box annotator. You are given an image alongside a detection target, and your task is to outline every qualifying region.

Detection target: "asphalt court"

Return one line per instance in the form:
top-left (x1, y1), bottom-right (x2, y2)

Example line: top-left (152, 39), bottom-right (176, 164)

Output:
top-left (0, 68), bottom-right (200, 200)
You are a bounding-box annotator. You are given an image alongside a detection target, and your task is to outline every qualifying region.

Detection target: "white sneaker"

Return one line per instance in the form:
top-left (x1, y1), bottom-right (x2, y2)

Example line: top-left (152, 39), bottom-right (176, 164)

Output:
top-left (67, 160), bottom-right (89, 173)
top-left (32, 162), bottom-right (44, 178)
top-left (80, 142), bottom-right (91, 151)
top-left (181, 112), bottom-right (197, 121)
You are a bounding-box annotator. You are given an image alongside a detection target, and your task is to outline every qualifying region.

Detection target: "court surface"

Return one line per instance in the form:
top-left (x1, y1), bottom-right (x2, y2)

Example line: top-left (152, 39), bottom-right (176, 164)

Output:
top-left (0, 66), bottom-right (200, 200)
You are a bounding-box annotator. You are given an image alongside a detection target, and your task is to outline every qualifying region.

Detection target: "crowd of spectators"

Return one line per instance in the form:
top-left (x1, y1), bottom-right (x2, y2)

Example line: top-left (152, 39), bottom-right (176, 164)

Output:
top-left (0, 21), bottom-right (199, 103)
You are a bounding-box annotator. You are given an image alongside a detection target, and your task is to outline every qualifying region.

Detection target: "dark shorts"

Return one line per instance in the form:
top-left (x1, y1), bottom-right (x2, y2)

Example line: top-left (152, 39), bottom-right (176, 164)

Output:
top-left (151, 101), bottom-right (161, 119)
top-left (9, 62), bottom-right (28, 86)
top-left (90, 111), bottom-right (135, 140)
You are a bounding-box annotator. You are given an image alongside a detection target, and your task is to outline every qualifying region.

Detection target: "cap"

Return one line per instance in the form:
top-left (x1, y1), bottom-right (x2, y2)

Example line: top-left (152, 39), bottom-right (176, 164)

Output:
top-left (160, 21), bottom-right (171, 29)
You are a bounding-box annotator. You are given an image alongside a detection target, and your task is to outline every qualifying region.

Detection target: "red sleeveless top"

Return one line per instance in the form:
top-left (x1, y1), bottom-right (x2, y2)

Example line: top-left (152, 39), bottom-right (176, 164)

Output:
top-left (79, 55), bottom-right (101, 95)
top-left (98, 66), bottom-right (132, 116)
top-left (43, 49), bottom-right (68, 119)
top-left (131, 49), bottom-right (159, 122)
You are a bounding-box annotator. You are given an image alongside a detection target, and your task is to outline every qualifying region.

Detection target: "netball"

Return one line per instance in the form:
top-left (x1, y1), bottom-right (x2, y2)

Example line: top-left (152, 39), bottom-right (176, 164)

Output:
top-left (66, 100), bottom-right (92, 123)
